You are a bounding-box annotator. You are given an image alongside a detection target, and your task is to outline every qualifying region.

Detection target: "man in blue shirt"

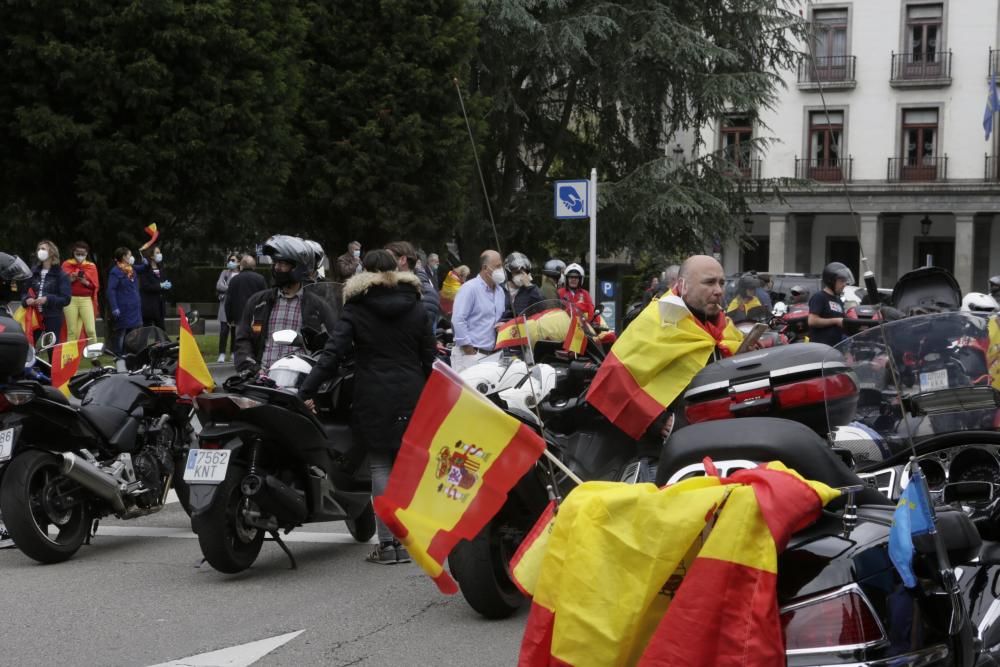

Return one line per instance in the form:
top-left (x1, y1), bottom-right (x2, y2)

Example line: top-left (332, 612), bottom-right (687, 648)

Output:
top-left (451, 249), bottom-right (506, 372)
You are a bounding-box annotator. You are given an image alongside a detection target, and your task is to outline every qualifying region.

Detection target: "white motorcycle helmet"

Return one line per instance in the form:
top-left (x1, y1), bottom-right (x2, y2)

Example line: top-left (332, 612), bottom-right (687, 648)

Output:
top-left (961, 291), bottom-right (998, 314)
top-left (267, 354), bottom-right (314, 391)
top-left (771, 301), bottom-right (788, 317)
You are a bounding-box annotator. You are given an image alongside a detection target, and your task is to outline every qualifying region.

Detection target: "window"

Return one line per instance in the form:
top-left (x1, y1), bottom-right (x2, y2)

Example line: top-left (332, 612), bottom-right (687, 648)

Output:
top-left (906, 4), bottom-right (943, 62)
top-left (720, 116), bottom-right (753, 176)
top-left (812, 8), bottom-right (849, 80)
top-left (901, 108), bottom-right (939, 180)
top-left (808, 111), bottom-right (843, 180)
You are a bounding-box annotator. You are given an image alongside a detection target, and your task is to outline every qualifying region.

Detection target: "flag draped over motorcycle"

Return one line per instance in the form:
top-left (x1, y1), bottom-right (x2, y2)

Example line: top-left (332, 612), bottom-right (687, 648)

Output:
top-left (586, 294), bottom-right (742, 439)
top-left (373, 361), bottom-right (547, 593)
top-left (175, 307), bottom-right (214, 397)
top-left (517, 463), bottom-right (840, 667)
top-left (494, 308), bottom-right (574, 350)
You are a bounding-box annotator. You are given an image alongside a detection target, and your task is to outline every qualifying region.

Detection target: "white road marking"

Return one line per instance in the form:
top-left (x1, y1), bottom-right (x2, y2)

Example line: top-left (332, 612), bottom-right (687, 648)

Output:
top-left (165, 489), bottom-right (178, 505)
top-left (93, 525), bottom-right (373, 544)
top-left (147, 629), bottom-right (304, 667)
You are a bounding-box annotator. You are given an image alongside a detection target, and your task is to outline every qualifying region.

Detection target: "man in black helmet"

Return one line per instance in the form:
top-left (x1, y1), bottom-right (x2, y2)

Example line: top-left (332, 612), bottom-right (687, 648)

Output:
top-left (233, 235), bottom-right (338, 373)
top-left (989, 276), bottom-right (1000, 300)
top-left (808, 262), bottom-right (853, 346)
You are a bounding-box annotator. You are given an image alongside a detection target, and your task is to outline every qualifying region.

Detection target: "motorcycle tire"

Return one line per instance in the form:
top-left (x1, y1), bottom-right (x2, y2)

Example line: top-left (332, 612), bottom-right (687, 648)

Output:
top-left (345, 502), bottom-right (376, 543)
top-left (171, 459), bottom-right (192, 516)
top-left (0, 450), bottom-right (92, 564)
top-left (195, 464), bottom-right (264, 574)
top-left (449, 518), bottom-right (525, 619)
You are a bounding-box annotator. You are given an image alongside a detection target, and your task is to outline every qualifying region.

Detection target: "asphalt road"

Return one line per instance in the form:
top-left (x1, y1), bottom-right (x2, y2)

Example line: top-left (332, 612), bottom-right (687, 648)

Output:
top-left (1, 364), bottom-right (526, 666)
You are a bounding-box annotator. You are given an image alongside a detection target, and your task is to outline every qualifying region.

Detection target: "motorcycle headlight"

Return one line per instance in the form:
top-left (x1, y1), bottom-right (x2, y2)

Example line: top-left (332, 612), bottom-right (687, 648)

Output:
top-left (4, 388), bottom-right (35, 405)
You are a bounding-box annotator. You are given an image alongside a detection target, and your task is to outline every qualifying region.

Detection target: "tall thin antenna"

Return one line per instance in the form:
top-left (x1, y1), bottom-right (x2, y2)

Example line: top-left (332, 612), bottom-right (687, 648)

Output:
top-left (453, 77), bottom-right (503, 254)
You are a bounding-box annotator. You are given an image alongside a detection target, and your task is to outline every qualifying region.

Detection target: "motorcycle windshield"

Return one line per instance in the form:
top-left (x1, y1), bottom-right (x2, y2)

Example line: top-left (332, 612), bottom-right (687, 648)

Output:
top-left (302, 281), bottom-right (345, 323)
top-left (824, 311), bottom-right (1000, 470)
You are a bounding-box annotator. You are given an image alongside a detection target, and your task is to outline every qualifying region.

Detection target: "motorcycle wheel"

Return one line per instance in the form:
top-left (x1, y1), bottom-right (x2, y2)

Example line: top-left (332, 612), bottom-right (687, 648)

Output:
top-left (0, 450), bottom-right (92, 564)
top-left (449, 518), bottom-right (525, 619)
top-left (195, 465), bottom-right (264, 574)
top-left (345, 502), bottom-right (376, 543)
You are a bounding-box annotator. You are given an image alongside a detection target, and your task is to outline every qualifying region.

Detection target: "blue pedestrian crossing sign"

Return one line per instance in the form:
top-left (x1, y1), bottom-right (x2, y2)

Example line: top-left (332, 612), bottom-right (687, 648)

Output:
top-left (554, 180), bottom-right (590, 219)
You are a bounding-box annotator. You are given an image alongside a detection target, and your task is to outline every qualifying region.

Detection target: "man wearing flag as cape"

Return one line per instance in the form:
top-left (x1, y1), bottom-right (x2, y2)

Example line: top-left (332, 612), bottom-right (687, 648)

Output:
top-left (587, 255), bottom-right (743, 440)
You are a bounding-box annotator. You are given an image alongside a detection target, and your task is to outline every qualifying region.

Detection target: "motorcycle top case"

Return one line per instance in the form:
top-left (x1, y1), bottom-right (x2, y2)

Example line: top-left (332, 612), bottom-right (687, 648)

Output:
top-left (682, 342), bottom-right (858, 434)
top-left (0, 313), bottom-right (28, 379)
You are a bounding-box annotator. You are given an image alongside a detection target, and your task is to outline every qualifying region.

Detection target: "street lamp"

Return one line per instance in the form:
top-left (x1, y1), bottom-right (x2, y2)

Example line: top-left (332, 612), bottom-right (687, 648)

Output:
top-left (744, 217), bottom-right (755, 235)
top-left (672, 143), bottom-right (685, 164)
top-left (920, 215), bottom-right (933, 236)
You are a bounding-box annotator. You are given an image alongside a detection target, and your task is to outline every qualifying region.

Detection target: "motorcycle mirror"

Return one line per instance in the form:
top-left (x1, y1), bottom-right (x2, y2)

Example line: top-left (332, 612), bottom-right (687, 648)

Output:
top-left (186, 309), bottom-right (199, 325)
top-left (37, 331), bottom-right (57, 351)
top-left (272, 329), bottom-right (299, 345)
top-left (943, 481), bottom-right (994, 505)
top-left (83, 343), bottom-right (105, 360)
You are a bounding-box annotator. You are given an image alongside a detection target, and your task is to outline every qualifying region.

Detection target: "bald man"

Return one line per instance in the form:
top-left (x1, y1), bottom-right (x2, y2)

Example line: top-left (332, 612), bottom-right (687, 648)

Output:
top-left (451, 249), bottom-right (507, 372)
top-left (677, 255), bottom-right (728, 323)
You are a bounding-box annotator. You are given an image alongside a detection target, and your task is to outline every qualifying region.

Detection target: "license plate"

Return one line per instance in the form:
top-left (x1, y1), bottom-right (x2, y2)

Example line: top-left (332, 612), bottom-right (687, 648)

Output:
top-left (919, 369), bottom-right (949, 393)
top-left (0, 428), bottom-right (14, 462)
top-left (182, 449), bottom-right (231, 483)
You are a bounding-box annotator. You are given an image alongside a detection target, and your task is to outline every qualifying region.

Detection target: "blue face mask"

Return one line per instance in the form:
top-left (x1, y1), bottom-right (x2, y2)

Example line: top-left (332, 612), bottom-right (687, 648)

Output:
top-left (227, 261), bottom-right (237, 270)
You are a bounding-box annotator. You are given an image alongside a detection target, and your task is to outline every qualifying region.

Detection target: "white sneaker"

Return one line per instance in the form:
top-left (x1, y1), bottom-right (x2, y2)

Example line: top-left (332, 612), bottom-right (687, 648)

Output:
top-left (217, 354), bottom-right (226, 363)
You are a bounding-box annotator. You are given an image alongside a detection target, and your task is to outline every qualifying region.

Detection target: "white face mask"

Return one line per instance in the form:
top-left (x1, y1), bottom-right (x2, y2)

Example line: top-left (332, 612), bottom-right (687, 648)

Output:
top-left (36, 248), bottom-right (49, 262)
top-left (74, 254), bottom-right (86, 262)
top-left (127, 256), bottom-right (135, 265)
top-left (154, 253), bottom-right (163, 263)
top-left (352, 250), bottom-right (361, 258)
top-left (490, 268), bottom-right (506, 285)
top-left (513, 273), bottom-right (531, 287)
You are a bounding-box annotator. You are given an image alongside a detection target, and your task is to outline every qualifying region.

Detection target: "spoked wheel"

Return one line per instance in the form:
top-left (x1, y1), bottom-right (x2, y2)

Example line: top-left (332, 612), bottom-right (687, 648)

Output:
top-left (195, 465), bottom-right (264, 573)
top-left (345, 502), bottom-right (377, 543)
top-left (0, 450), bottom-right (92, 564)
top-left (449, 516), bottom-right (526, 619)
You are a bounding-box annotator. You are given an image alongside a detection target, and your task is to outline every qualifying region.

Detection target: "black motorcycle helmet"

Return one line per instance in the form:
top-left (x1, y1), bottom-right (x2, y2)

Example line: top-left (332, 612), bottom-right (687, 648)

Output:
top-left (0, 253), bottom-right (31, 285)
top-left (737, 273), bottom-right (761, 297)
top-left (822, 262), bottom-right (854, 292)
top-left (989, 275), bottom-right (1000, 298)
top-left (262, 235), bottom-right (313, 286)
top-left (542, 259), bottom-right (565, 279)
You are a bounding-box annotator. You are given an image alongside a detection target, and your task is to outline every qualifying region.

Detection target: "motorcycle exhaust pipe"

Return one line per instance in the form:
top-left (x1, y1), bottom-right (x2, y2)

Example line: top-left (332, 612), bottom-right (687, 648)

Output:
top-left (60, 452), bottom-right (126, 513)
top-left (241, 474), bottom-right (308, 524)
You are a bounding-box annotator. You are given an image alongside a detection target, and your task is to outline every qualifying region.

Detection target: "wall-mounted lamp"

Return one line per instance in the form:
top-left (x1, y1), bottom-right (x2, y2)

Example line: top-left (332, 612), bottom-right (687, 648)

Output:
top-left (920, 215), bottom-right (932, 237)
top-left (743, 217), bottom-right (755, 235)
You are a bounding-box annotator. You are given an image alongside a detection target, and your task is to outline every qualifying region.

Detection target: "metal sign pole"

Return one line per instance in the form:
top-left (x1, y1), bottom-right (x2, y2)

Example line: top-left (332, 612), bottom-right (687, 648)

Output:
top-left (589, 167), bottom-right (597, 297)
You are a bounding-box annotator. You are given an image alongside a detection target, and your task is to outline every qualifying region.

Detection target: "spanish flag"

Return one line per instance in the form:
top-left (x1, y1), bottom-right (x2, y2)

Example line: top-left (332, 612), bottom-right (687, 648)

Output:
top-left (510, 499), bottom-right (557, 596)
top-left (989, 316), bottom-right (1000, 390)
top-left (586, 295), bottom-right (742, 439)
top-left (440, 271), bottom-right (463, 316)
top-left (374, 361), bottom-right (547, 593)
top-left (518, 463), bottom-right (840, 666)
top-left (495, 315), bottom-right (529, 350)
top-left (562, 312), bottom-right (587, 355)
top-left (50, 330), bottom-right (88, 397)
top-left (140, 223), bottom-right (160, 251)
top-left (495, 308), bottom-right (575, 351)
top-left (12, 292), bottom-right (43, 345)
top-left (175, 307), bottom-right (214, 398)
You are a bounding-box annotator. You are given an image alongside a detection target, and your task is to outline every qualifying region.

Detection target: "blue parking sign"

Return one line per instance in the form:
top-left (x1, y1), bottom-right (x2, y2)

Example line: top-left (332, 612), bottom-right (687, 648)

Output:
top-left (601, 281), bottom-right (614, 298)
top-left (554, 180), bottom-right (589, 219)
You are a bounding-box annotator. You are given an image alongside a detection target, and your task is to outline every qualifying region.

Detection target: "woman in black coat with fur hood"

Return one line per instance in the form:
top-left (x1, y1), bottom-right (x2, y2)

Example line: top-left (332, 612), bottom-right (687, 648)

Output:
top-left (300, 249), bottom-right (436, 564)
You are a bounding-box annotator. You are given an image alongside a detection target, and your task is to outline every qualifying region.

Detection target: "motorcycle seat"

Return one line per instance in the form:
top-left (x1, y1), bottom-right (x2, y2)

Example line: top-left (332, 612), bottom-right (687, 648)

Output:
top-left (321, 422), bottom-right (354, 450)
top-left (40, 385), bottom-right (70, 405)
top-left (858, 505), bottom-right (982, 566)
top-left (658, 417), bottom-right (892, 508)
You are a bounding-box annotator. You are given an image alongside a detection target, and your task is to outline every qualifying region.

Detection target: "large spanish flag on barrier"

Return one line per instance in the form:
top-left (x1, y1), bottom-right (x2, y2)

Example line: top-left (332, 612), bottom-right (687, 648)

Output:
top-left (495, 308), bottom-right (575, 351)
top-left (374, 360), bottom-right (547, 593)
top-left (518, 462), bottom-right (840, 667)
top-left (50, 330), bottom-right (88, 397)
top-left (586, 295), bottom-right (742, 439)
top-left (176, 307), bottom-right (215, 398)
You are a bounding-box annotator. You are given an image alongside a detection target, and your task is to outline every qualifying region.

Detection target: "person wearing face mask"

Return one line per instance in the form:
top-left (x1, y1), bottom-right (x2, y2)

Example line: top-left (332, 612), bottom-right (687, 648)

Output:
top-left (106, 247), bottom-right (144, 354)
top-left (450, 249), bottom-right (507, 373)
top-left (233, 235), bottom-right (337, 374)
top-left (22, 240), bottom-right (72, 343)
top-left (138, 245), bottom-right (171, 330)
top-left (61, 240), bottom-right (100, 344)
top-left (558, 263), bottom-right (596, 322)
top-left (336, 241), bottom-right (363, 282)
top-left (501, 252), bottom-right (543, 319)
top-left (215, 254), bottom-right (240, 363)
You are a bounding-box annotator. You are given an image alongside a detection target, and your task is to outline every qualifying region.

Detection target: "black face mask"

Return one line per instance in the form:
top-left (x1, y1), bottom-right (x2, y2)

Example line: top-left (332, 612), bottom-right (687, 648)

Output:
top-left (272, 268), bottom-right (294, 287)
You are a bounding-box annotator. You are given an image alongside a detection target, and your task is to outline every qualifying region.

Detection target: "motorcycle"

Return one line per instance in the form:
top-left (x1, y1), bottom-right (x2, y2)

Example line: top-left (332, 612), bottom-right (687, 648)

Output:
top-left (186, 282), bottom-right (375, 574)
top-left (0, 325), bottom-right (198, 563)
top-left (656, 311), bottom-right (1000, 665)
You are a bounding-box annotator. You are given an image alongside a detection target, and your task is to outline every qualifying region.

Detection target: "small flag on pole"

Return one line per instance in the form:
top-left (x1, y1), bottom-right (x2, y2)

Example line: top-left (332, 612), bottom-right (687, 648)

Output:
top-left (175, 307), bottom-right (215, 398)
top-left (888, 466), bottom-right (935, 588)
top-left (140, 223), bottom-right (160, 251)
top-left (985, 71), bottom-right (1000, 140)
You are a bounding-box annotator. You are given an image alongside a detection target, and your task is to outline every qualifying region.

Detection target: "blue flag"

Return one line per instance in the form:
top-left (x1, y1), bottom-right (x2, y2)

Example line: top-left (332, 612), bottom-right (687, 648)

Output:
top-left (888, 469), bottom-right (935, 588)
top-left (985, 72), bottom-right (1000, 140)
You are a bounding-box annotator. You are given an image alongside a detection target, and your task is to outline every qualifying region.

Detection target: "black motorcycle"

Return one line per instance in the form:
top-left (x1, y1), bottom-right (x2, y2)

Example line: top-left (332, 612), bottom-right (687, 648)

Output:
top-left (186, 283), bottom-right (374, 574)
top-left (0, 326), bottom-right (198, 563)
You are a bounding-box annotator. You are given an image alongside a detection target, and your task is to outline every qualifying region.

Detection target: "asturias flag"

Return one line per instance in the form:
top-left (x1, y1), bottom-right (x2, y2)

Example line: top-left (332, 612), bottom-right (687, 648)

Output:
top-left (986, 71), bottom-right (1000, 140)
top-left (50, 330), bottom-right (88, 397)
top-left (586, 294), bottom-right (742, 439)
top-left (888, 468), bottom-right (935, 588)
top-left (374, 360), bottom-right (547, 593)
top-left (175, 307), bottom-right (215, 398)
top-left (518, 462), bottom-right (840, 666)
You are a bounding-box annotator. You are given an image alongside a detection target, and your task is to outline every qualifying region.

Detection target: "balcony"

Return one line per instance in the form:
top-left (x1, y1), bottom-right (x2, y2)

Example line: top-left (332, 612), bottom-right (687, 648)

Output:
top-left (797, 55), bottom-right (857, 91)
top-left (887, 156), bottom-right (948, 182)
top-left (795, 157), bottom-right (852, 182)
top-left (890, 51), bottom-right (952, 88)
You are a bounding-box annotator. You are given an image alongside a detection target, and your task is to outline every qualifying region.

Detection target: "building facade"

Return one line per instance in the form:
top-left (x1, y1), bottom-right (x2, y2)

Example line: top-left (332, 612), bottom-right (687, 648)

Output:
top-left (708, 0), bottom-right (1000, 293)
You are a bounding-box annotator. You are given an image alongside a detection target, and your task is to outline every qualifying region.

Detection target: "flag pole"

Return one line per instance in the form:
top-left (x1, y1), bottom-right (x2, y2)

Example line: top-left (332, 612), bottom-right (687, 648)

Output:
top-left (542, 448), bottom-right (584, 486)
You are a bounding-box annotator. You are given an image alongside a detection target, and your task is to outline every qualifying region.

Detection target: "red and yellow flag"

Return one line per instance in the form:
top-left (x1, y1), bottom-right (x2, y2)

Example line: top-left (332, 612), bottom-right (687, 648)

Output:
top-left (495, 308), bottom-right (575, 351)
top-left (988, 316), bottom-right (1000, 390)
top-left (175, 307), bottom-right (214, 398)
top-left (586, 295), bottom-right (742, 439)
top-left (495, 315), bottom-right (529, 350)
top-left (562, 313), bottom-right (587, 355)
top-left (12, 293), bottom-right (43, 345)
top-left (140, 223), bottom-right (160, 251)
top-left (440, 271), bottom-right (463, 316)
top-left (374, 360), bottom-right (547, 593)
top-left (50, 330), bottom-right (88, 397)
top-left (518, 463), bottom-right (840, 667)
top-left (510, 499), bottom-right (557, 596)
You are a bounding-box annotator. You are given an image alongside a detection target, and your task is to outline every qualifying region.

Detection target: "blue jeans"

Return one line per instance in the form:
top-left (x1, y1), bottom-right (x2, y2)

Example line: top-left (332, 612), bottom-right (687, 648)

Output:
top-left (369, 450), bottom-right (397, 543)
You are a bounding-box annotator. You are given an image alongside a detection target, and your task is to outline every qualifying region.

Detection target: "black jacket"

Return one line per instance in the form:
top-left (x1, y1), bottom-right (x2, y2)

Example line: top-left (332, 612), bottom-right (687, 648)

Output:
top-left (415, 267), bottom-right (441, 324)
top-left (224, 270), bottom-right (268, 324)
top-left (233, 285), bottom-right (338, 372)
top-left (138, 265), bottom-right (169, 323)
top-left (300, 271), bottom-right (435, 452)
top-left (21, 264), bottom-right (71, 321)
top-left (502, 283), bottom-right (544, 319)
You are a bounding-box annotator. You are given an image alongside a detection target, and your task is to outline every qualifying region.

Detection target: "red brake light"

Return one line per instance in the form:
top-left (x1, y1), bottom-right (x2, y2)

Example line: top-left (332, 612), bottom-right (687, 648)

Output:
top-left (194, 395), bottom-right (240, 421)
top-left (774, 373), bottom-right (856, 410)
top-left (199, 440), bottom-right (222, 450)
top-left (782, 588), bottom-right (884, 651)
top-left (685, 397), bottom-right (734, 424)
